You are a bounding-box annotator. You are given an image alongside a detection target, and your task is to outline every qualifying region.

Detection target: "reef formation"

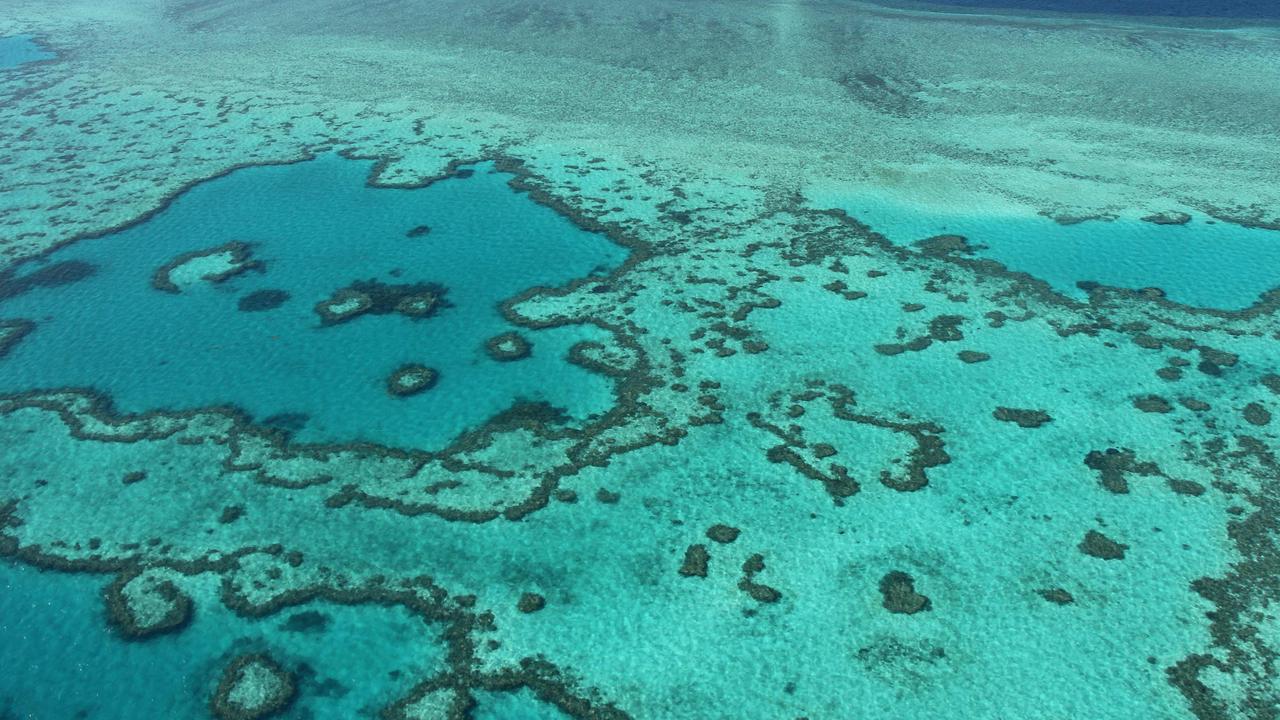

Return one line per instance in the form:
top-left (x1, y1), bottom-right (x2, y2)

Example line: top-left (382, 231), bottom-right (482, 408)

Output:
top-left (0, 2), bottom-right (1278, 719)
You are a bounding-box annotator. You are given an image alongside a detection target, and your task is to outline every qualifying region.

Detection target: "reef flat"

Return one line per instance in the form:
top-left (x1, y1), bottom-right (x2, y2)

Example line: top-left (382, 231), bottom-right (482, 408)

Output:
top-left (0, 1), bottom-right (1277, 719)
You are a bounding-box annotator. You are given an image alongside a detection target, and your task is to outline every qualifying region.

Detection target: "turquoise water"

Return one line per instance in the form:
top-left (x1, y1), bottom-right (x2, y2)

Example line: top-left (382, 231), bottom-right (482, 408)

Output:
top-left (0, 156), bottom-right (627, 449)
top-left (0, 560), bottom-right (447, 719)
top-left (2, 1), bottom-right (1279, 719)
top-left (0, 35), bottom-right (53, 69)
top-left (810, 191), bottom-right (1280, 309)
top-left (881, 0), bottom-right (1280, 19)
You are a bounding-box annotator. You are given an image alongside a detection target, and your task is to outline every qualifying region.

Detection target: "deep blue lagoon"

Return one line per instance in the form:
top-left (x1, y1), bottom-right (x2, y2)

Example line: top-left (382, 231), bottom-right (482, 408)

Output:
top-left (0, 156), bottom-right (627, 449)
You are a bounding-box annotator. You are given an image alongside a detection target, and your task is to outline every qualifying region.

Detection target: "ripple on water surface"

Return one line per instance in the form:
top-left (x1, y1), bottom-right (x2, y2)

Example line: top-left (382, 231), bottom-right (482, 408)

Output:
top-left (0, 156), bottom-right (630, 450)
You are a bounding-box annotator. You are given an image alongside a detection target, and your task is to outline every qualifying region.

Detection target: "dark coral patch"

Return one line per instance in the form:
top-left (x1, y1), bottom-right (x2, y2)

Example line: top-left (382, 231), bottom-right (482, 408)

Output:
top-left (1133, 395), bottom-right (1173, 414)
top-left (394, 293), bottom-right (442, 319)
top-left (763, 444), bottom-right (859, 500)
top-left (386, 364), bottom-right (439, 397)
top-left (1132, 333), bottom-right (1163, 350)
top-left (313, 288), bottom-right (373, 325)
top-left (1141, 211), bottom-right (1192, 225)
top-left (927, 315), bottom-right (965, 342)
top-left (1079, 530), bottom-right (1128, 560)
top-left (874, 336), bottom-right (932, 356)
top-left (517, 592), bottom-right (547, 614)
top-left (914, 234), bottom-right (980, 257)
top-left (103, 574), bottom-right (194, 640)
top-left (1167, 478), bottom-right (1206, 497)
top-left (679, 544), bottom-right (710, 578)
top-left (0, 260), bottom-right (96, 302)
top-left (957, 350), bottom-right (989, 364)
top-left (485, 331), bottom-right (532, 362)
top-left (280, 610), bottom-right (330, 634)
top-left (752, 383), bottom-right (947, 497)
top-left (739, 554), bottom-right (782, 604)
top-left (1242, 403), bottom-right (1271, 426)
top-left (1262, 374), bottom-right (1280, 395)
top-left (152, 242), bottom-right (258, 294)
top-left (315, 279), bottom-right (449, 326)
top-left (1038, 588), bottom-right (1075, 605)
top-left (261, 413), bottom-right (309, 434)
top-left (1179, 398), bottom-right (1211, 412)
top-left (0, 319), bottom-right (35, 358)
top-left (210, 653), bottom-right (296, 720)
top-left (993, 407), bottom-right (1052, 428)
top-left (1084, 448), bottom-right (1162, 494)
top-left (566, 339), bottom-right (632, 378)
top-left (238, 289), bottom-right (290, 312)
top-left (879, 571), bottom-right (930, 614)
top-left (1197, 347), bottom-right (1238, 369)
top-left (822, 279), bottom-right (867, 301)
top-left (706, 524), bottom-right (740, 544)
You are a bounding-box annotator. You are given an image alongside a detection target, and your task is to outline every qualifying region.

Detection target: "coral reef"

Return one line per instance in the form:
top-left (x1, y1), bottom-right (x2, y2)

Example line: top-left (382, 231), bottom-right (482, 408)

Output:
top-left (0, 319), bottom-right (34, 358)
top-left (210, 653), bottom-right (297, 720)
top-left (103, 569), bottom-right (194, 639)
top-left (315, 280), bottom-right (449, 326)
top-left (386, 365), bottom-right (439, 397)
top-left (484, 332), bottom-right (532, 362)
top-left (152, 242), bottom-right (260, 294)
top-left (879, 571), bottom-right (930, 615)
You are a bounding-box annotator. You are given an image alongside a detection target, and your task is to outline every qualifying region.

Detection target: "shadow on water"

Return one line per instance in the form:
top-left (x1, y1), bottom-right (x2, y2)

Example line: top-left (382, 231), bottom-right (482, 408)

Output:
top-left (0, 261), bottom-right (97, 301)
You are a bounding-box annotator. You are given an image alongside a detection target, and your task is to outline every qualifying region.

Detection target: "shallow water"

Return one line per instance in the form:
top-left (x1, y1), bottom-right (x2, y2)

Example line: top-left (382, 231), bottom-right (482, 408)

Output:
top-left (1, 1), bottom-right (1278, 719)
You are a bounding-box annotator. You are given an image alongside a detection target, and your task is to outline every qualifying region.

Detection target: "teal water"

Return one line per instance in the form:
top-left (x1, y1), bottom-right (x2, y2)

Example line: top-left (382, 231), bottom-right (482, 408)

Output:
top-left (0, 35), bottom-right (53, 69)
top-left (0, 560), bottom-right (447, 719)
top-left (2, 1), bottom-right (1278, 718)
top-left (810, 192), bottom-right (1280, 309)
top-left (0, 156), bottom-right (627, 449)
top-left (880, 0), bottom-right (1280, 19)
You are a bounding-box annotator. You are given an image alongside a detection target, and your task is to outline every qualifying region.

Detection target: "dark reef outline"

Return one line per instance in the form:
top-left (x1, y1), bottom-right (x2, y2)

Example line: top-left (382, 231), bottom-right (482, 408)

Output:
top-left (209, 651), bottom-right (296, 720)
top-left (0, 318), bottom-right (35, 358)
top-left (0, 498), bottom-right (635, 720)
top-left (151, 240), bottom-right (262, 294)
